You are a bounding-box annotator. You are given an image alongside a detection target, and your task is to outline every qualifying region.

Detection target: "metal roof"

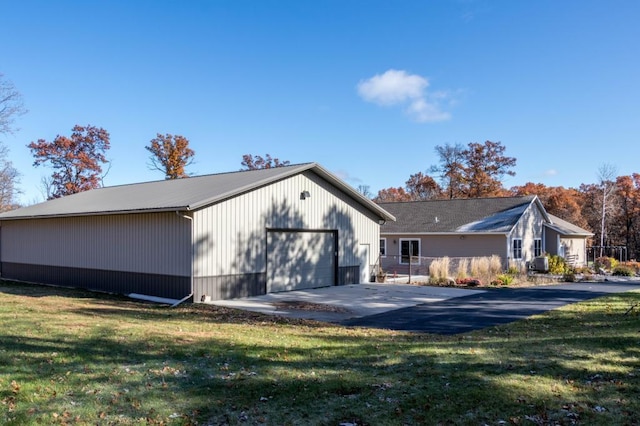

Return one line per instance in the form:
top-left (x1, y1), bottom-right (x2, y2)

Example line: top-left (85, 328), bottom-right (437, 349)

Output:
top-left (0, 163), bottom-right (395, 222)
top-left (378, 195), bottom-right (542, 234)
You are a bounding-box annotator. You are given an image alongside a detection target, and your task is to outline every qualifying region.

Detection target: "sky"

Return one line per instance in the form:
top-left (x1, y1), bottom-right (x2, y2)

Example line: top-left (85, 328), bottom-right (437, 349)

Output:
top-left (1, 0), bottom-right (639, 205)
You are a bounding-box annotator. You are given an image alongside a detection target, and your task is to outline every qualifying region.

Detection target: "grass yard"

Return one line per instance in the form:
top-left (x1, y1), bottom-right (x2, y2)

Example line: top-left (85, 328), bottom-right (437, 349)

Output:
top-left (1, 280), bottom-right (639, 425)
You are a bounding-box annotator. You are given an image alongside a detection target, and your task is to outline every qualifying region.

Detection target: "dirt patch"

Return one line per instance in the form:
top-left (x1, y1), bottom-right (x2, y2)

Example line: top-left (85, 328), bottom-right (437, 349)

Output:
top-left (272, 300), bottom-right (351, 313)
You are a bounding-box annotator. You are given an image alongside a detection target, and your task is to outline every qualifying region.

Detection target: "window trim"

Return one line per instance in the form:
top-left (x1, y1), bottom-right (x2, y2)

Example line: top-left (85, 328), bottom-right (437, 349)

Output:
top-left (380, 238), bottom-right (387, 258)
top-left (534, 238), bottom-right (542, 257)
top-left (399, 238), bottom-right (421, 265)
top-left (512, 238), bottom-right (523, 260)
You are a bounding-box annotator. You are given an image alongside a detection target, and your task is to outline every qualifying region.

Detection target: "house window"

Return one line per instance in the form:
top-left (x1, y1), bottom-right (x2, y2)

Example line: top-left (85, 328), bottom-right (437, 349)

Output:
top-left (534, 238), bottom-right (542, 257)
top-left (513, 239), bottom-right (523, 260)
top-left (380, 238), bottom-right (387, 257)
top-left (400, 239), bottom-right (420, 264)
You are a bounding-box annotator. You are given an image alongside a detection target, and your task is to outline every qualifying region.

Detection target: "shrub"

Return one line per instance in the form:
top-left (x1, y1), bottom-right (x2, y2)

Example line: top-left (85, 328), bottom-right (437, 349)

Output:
top-left (595, 256), bottom-right (618, 271)
top-left (612, 265), bottom-right (635, 276)
top-left (547, 254), bottom-right (568, 274)
top-left (455, 277), bottom-right (482, 287)
top-left (456, 258), bottom-right (469, 280)
top-left (470, 257), bottom-right (490, 282)
top-left (489, 255), bottom-right (502, 276)
top-left (563, 271), bottom-right (576, 282)
top-left (620, 261), bottom-right (640, 274)
top-left (506, 264), bottom-right (520, 275)
top-left (429, 257), bottom-right (451, 281)
top-left (429, 276), bottom-right (455, 286)
top-left (491, 274), bottom-right (514, 286)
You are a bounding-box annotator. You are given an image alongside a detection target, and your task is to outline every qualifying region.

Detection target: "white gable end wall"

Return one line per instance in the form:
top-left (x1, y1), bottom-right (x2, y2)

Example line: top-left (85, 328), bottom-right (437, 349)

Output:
top-left (192, 171), bottom-right (380, 301)
top-left (508, 202), bottom-right (545, 265)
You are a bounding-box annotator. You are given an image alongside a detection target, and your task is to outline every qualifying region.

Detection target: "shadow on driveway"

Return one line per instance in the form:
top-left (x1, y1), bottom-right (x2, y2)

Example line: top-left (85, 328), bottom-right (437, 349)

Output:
top-left (341, 282), bottom-right (640, 334)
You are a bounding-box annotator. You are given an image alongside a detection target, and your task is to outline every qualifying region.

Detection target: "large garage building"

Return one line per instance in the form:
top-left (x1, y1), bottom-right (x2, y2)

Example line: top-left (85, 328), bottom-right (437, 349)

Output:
top-left (0, 163), bottom-right (394, 302)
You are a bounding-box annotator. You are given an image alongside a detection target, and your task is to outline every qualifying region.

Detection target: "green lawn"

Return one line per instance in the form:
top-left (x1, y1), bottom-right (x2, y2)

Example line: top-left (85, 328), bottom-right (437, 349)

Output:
top-left (1, 280), bottom-right (639, 425)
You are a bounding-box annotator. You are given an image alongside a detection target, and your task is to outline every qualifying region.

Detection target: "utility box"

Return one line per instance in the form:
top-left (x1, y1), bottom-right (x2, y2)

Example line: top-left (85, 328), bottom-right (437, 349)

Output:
top-left (532, 256), bottom-right (549, 273)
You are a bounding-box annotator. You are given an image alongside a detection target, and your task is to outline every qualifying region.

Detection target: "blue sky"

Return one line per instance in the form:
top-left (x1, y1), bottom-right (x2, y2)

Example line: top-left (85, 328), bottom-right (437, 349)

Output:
top-left (1, 0), bottom-right (639, 204)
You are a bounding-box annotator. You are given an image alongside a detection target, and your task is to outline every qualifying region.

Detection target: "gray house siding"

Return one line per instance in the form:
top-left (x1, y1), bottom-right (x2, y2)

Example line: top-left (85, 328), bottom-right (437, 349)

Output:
top-left (0, 212), bottom-right (191, 299)
top-left (507, 201), bottom-right (546, 265)
top-left (192, 171), bottom-right (381, 301)
top-left (381, 233), bottom-right (508, 274)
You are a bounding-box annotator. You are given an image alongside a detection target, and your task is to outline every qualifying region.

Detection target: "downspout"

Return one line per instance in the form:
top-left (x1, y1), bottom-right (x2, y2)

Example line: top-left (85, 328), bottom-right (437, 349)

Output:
top-left (174, 211), bottom-right (194, 307)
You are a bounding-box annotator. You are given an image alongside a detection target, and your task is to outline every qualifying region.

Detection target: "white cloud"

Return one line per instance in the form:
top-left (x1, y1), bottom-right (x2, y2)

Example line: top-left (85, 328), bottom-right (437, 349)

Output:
top-left (357, 69), bottom-right (452, 123)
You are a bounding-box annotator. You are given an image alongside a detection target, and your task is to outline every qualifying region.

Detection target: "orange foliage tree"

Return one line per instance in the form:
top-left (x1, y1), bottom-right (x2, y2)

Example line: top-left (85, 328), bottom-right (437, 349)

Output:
top-left (28, 124), bottom-right (110, 199)
top-left (374, 172), bottom-right (442, 202)
top-left (612, 174), bottom-right (640, 259)
top-left (510, 182), bottom-right (587, 228)
top-left (146, 134), bottom-right (195, 179)
top-left (462, 141), bottom-right (516, 198)
top-left (431, 141), bottom-right (516, 198)
top-left (240, 154), bottom-right (290, 170)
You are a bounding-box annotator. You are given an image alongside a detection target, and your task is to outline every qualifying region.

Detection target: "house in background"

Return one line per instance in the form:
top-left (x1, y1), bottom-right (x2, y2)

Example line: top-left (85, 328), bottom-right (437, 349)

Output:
top-left (544, 213), bottom-right (593, 265)
top-left (0, 163), bottom-right (395, 302)
top-left (377, 195), bottom-right (593, 274)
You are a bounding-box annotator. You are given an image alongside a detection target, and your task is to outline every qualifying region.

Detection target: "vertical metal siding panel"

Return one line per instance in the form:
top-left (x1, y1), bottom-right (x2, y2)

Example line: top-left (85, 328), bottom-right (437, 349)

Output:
top-left (2, 213), bottom-right (190, 277)
top-left (190, 171), bottom-right (383, 287)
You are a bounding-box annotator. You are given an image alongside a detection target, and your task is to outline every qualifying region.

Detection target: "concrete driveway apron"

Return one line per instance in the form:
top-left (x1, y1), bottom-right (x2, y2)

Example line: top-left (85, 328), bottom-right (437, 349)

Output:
top-left (209, 283), bottom-right (484, 322)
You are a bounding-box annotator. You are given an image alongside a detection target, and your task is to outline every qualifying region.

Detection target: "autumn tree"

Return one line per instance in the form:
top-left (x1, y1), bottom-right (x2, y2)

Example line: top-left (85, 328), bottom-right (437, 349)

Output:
top-left (405, 172), bottom-right (442, 200)
top-left (241, 154), bottom-right (290, 170)
top-left (374, 172), bottom-right (442, 202)
top-left (431, 141), bottom-right (516, 198)
top-left (0, 73), bottom-right (26, 210)
top-left (146, 133), bottom-right (195, 179)
top-left (613, 174), bottom-right (640, 259)
top-left (373, 187), bottom-right (412, 202)
top-left (28, 125), bottom-right (111, 199)
top-left (510, 182), bottom-right (587, 228)
top-left (462, 141), bottom-right (516, 198)
top-left (430, 143), bottom-right (465, 199)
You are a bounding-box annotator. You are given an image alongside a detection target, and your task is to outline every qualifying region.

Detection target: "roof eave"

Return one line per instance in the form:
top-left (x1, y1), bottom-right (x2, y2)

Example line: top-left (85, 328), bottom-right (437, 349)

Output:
top-left (0, 206), bottom-right (191, 221)
top-left (380, 231), bottom-right (510, 236)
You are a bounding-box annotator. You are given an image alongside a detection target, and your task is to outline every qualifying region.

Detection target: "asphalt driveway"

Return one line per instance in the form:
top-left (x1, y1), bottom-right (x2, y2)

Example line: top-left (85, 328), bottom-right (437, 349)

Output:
top-left (342, 281), bottom-right (640, 334)
top-left (210, 280), bottom-right (640, 334)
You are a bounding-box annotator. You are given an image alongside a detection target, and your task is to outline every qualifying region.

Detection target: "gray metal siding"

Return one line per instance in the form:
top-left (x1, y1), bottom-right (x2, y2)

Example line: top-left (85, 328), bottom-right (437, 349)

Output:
top-left (192, 171), bottom-right (380, 301)
top-left (1, 212), bottom-right (191, 276)
top-left (1, 262), bottom-right (190, 299)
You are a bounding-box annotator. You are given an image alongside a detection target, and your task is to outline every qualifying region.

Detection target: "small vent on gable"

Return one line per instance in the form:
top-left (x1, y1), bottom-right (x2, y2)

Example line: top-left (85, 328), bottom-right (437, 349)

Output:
top-left (435, 216), bottom-right (439, 223)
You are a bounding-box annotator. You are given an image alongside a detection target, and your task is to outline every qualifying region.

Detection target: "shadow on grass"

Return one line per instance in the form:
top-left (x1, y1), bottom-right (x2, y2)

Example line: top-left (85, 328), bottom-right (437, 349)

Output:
top-left (1, 282), bottom-right (639, 424)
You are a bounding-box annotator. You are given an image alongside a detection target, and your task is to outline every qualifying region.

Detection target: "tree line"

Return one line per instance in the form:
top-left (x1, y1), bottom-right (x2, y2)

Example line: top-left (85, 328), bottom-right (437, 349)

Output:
top-left (368, 142), bottom-right (639, 261)
top-left (2, 73), bottom-right (639, 259)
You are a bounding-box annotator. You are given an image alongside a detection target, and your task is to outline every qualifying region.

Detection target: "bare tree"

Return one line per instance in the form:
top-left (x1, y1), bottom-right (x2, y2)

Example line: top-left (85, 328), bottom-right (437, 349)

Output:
top-left (0, 73), bottom-right (27, 137)
top-left (357, 184), bottom-right (373, 199)
top-left (0, 73), bottom-right (26, 210)
top-left (596, 163), bottom-right (618, 257)
top-left (0, 144), bottom-right (20, 211)
top-left (430, 143), bottom-right (465, 199)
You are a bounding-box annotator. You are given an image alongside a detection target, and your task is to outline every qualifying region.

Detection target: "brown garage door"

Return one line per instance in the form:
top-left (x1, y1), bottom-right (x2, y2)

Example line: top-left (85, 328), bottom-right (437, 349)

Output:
top-left (267, 230), bottom-right (336, 293)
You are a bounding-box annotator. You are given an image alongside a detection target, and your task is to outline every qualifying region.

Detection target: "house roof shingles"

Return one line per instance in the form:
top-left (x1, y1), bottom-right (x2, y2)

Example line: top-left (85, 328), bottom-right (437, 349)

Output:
top-left (0, 163), bottom-right (395, 222)
top-left (378, 196), bottom-right (540, 234)
top-left (546, 214), bottom-right (593, 237)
